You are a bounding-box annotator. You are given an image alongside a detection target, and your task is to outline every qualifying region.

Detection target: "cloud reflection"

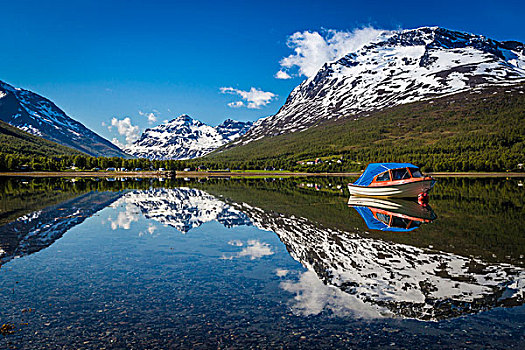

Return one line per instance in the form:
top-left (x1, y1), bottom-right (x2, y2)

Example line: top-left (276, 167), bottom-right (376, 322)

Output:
top-left (280, 270), bottom-right (387, 319)
top-left (108, 203), bottom-right (140, 230)
top-left (222, 239), bottom-right (274, 260)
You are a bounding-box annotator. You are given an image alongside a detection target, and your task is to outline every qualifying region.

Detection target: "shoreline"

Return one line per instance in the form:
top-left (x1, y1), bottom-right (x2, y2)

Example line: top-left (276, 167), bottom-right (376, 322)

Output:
top-left (0, 171), bottom-right (524, 178)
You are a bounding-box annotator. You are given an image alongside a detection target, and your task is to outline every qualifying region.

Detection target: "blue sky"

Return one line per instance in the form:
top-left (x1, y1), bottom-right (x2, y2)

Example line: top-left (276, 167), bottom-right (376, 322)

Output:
top-left (1, 0), bottom-right (523, 146)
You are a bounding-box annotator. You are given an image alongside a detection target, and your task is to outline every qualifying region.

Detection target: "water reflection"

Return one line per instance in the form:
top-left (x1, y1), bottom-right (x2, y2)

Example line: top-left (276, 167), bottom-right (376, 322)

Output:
top-left (111, 187), bottom-right (252, 233)
top-left (348, 196), bottom-right (437, 232)
top-left (0, 191), bottom-right (123, 266)
top-left (227, 198), bottom-right (524, 321)
top-left (92, 187), bottom-right (525, 320)
top-left (0, 179), bottom-right (524, 325)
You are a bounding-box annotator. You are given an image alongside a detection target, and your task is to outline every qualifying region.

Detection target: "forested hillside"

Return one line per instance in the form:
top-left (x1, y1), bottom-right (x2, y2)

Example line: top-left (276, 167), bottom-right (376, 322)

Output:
top-left (206, 84), bottom-right (525, 172)
top-left (0, 120), bottom-right (84, 157)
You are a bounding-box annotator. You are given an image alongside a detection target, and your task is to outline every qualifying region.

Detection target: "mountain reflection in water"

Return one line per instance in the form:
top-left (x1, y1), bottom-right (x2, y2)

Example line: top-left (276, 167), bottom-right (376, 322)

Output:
top-left (111, 187), bottom-right (252, 233)
top-left (0, 190), bottom-right (124, 266)
top-left (1, 180), bottom-right (523, 322)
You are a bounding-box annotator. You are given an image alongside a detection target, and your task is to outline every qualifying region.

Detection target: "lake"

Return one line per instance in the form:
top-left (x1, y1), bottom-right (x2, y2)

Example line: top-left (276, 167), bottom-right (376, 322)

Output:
top-left (0, 176), bottom-right (524, 349)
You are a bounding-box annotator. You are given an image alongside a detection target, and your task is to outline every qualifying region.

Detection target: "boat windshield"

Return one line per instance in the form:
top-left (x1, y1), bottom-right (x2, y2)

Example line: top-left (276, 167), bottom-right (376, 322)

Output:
top-left (409, 168), bottom-right (423, 178)
top-left (391, 168), bottom-right (411, 180)
top-left (375, 171), bottom-right (391, 182)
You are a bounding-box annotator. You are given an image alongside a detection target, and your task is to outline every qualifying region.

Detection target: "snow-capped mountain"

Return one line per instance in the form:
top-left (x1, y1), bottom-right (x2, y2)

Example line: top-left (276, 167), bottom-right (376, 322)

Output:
top-left (0, 80), bottom-right (128, 157)
top-left (125, 115), bottom-right (252, 160)
top-left (235, 27), bottom-right (525, 144)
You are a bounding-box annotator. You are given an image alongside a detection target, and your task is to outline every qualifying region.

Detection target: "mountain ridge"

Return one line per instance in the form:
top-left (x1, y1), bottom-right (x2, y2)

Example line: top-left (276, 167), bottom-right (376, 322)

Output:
top-left (125, 115), bottom-right (253, 160)
top-left (0, 119), bottom-right (85, 157)
top-left (207, 82), bottom-right (525, 172)
top-left (0, 80), bottom-right (128, 157)
top-left (233, 26), bottom-right (525, 146)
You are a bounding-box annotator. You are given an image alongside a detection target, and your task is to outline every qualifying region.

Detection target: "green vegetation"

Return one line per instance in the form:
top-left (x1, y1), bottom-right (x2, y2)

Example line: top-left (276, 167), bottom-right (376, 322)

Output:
top-left (206, 84), bottom-right (525, 172)
top-left (1, 84), bottom-right (523, 173)
top-left (0, 120), bottom-right (85, 157)
top-left (0, 153), bottom-right (183, 172)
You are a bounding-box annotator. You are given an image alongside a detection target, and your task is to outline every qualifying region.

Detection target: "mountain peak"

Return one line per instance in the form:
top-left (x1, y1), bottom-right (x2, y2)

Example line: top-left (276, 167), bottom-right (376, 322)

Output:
top-left (126, 116), bottom-right (253, 160)
top-left (0, 80), bottom-right (128, 157)
top-left (234, 27), bottom-right (525, 144)
top-left (166, 114), bottom-right (197, 125)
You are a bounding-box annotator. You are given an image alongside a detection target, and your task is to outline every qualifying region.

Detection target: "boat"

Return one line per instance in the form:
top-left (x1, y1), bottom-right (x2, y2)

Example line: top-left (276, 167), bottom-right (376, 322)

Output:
top-left (348, 163), bottom-right (435, 198)
top-left (348, 196), bottom-right (437, 232)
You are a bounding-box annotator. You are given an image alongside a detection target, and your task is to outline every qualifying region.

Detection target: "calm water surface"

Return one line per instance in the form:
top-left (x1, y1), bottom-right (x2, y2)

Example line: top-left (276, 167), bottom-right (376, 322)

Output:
top-left (0, 176), bottom-right (523, 349)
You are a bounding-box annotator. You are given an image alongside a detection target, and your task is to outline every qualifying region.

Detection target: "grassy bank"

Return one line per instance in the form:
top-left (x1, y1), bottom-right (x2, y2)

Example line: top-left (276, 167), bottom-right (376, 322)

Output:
top-left (1, 171), bottom-right (524, 178)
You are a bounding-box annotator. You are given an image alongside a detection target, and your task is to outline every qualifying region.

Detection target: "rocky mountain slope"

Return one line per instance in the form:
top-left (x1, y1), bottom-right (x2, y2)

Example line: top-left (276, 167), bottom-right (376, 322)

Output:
top-left (0, 120), bottom-right (84, 157)
top-left (0, 80), bottom-right (128, 157)
top-left (232, 26), bottom-right (525, 145)
top-left (125, 115), bottom-right (252, 160)
top-left (208, 83), bottom-right (525, 172)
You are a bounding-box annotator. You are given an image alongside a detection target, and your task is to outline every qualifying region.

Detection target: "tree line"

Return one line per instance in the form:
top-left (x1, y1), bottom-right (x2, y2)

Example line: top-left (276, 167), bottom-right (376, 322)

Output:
top-left (0, 150), bottom-right (523, 173)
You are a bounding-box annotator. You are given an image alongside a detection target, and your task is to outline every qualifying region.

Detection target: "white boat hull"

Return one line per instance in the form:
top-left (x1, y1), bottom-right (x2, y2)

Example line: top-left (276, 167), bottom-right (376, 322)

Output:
top-left (348, 179), bottom-right (435, 198)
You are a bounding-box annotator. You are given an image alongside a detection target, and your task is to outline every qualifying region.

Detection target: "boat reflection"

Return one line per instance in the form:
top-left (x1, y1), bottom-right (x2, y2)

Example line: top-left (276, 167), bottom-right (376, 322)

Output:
top-left (348, 196), bottom-right (437, 232)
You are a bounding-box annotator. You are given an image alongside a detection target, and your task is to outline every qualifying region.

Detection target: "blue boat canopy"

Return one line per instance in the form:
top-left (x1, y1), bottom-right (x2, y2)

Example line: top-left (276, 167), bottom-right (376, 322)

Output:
top-left (352, 163), bottom-right (418, 186)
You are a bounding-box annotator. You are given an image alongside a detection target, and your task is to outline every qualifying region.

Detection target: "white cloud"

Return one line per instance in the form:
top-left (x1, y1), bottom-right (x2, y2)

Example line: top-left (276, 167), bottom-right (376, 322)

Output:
top-left (111, 138), bottom-right (126, 149)
top-left (139, 223), bottom-right (158, 237)
top-left (275, 268), bottom-right (289, 277)
top-left (109, 117), bottom-right (141, 146)
top-left (227, 101), bottom-right (245, 108)
top-left (228, 239), bottom-right (244, 246)
top-left (278, 27), bottom-right (388, 78)
top-left (139, 110), bottom-right (158, 124)
top-left (220, 87), bottom-right (276, 109)
top-left (274, 70), bottom-right (292, 79)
